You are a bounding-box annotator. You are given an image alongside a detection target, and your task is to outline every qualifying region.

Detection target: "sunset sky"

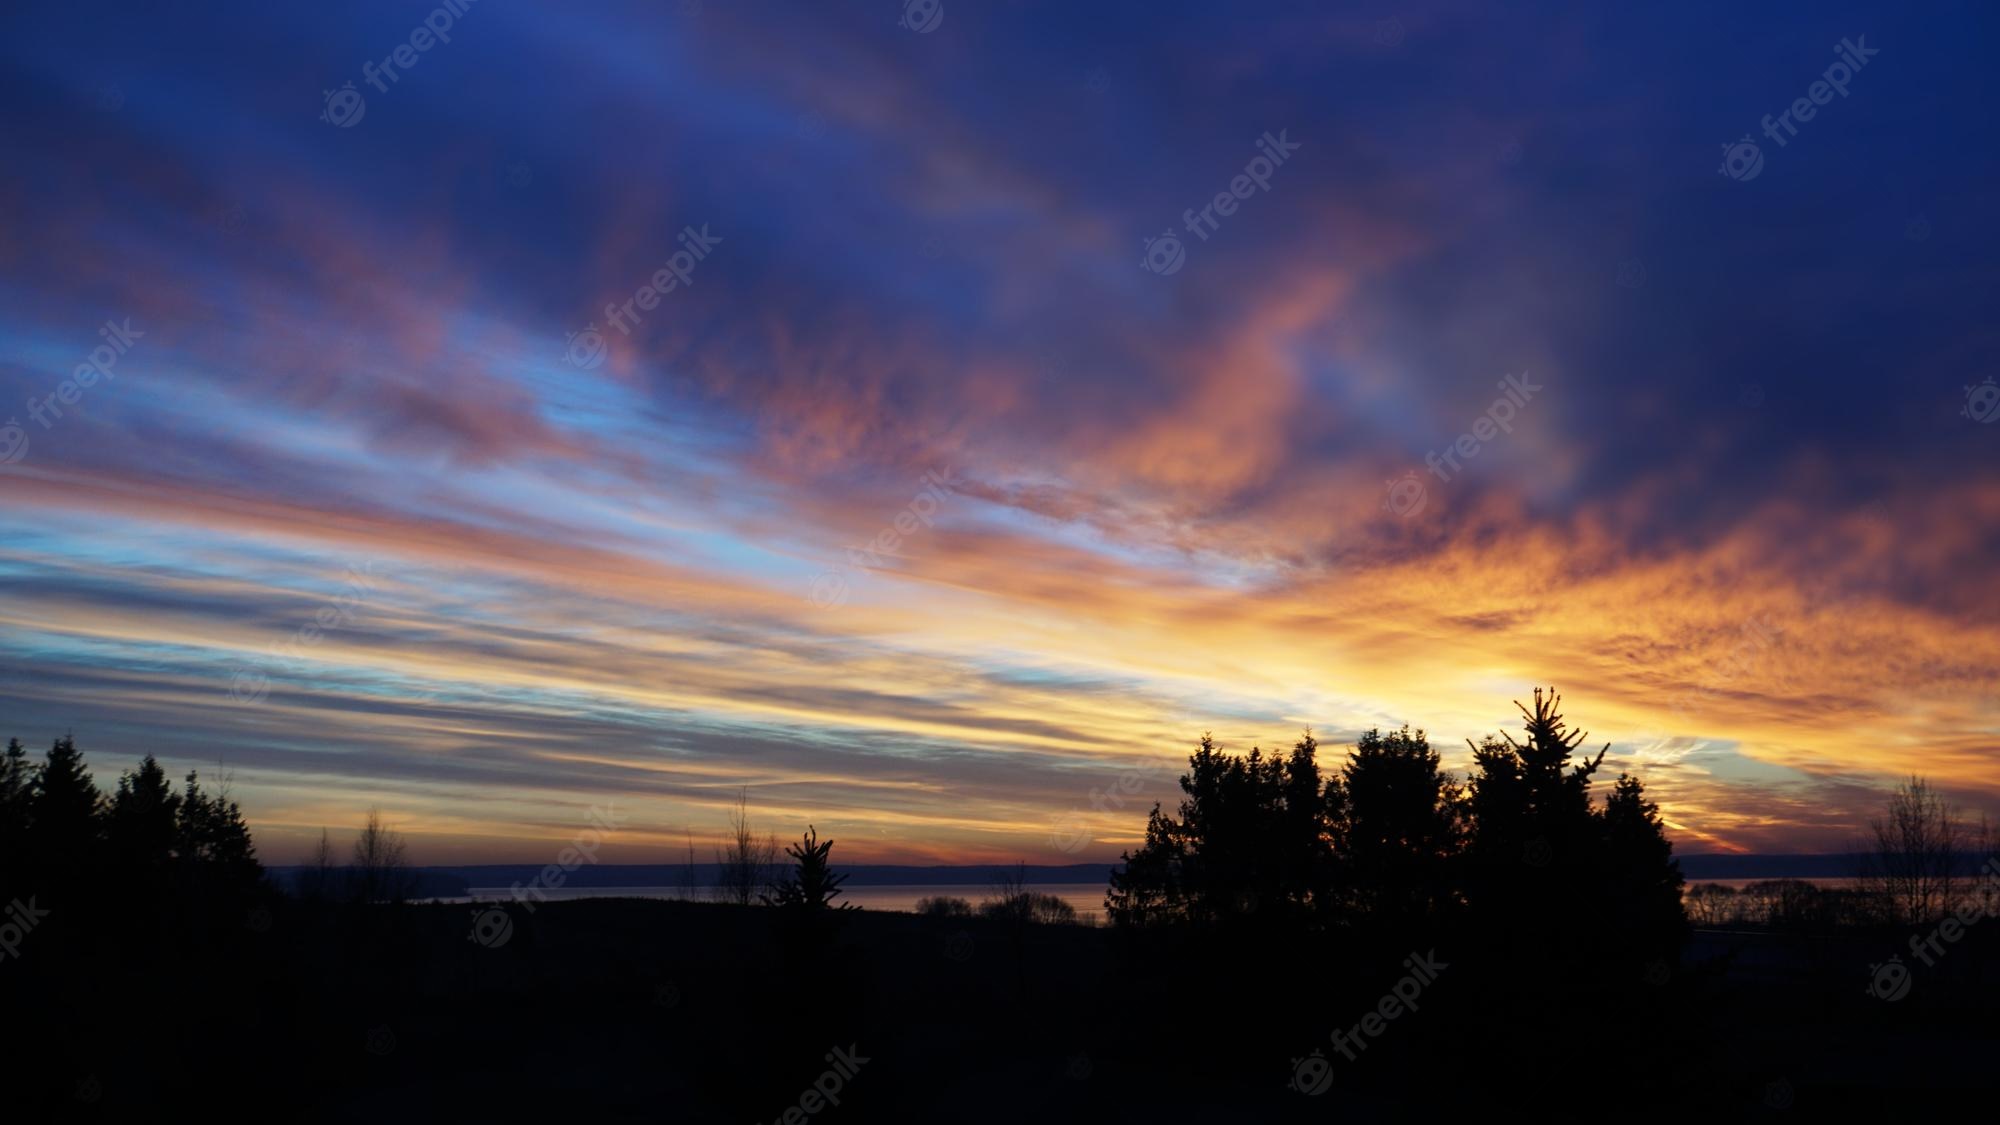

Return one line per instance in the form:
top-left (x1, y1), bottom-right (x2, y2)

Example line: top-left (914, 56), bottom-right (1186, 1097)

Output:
top-left (1, 0), bottom-right (1994, 865)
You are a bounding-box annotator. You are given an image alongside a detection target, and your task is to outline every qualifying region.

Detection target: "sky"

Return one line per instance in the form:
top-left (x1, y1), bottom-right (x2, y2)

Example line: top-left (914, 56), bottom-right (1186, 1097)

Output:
top-left (0, 0), bottom-right (1995, 865)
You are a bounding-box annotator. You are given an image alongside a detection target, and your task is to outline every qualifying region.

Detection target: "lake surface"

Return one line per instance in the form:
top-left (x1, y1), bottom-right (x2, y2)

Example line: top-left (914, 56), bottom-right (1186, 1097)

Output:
top-left (440, 878), bottom-right (1860, 918)
top-left (454, 882), bottom-right (1111, 922)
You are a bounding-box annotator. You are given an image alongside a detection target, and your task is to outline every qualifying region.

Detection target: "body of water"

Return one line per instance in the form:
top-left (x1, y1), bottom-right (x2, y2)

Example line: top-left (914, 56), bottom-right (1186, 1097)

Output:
top-left (436, 878), bottom-right (1863, 917)
top-left (449, 883), bottom-right (1111, 921)
top-left (1686, 877), bottom-right (1864, 890)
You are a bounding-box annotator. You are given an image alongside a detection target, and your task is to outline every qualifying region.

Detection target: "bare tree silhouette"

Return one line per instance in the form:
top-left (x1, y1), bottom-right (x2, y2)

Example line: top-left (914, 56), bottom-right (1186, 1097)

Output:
top-left (350, 807), bottom-right (414, 903)
top-left (1857, 776), bottom-right (1982, 925)
top-left (712, 788), bottom-right (780, 906)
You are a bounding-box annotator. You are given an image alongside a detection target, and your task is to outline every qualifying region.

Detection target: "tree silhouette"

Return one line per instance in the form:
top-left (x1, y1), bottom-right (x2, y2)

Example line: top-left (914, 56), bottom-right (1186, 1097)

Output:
top-left (29, 735), bottom-right (104, 892)
top-left (176, 770), bottom-right (263, 902)
top-left (1598, 772), bottom-right (1688, 956)
top-left (107, 755), bottom-right (181, 873)
top-left (1857, 775), bottom-right (1972, 925)
top-left (297, 827), bottom-right (341, 901)
top-left (0, 738), bottom-right (30, 898)
top-left (761, 825), bottom-right (853, 913)
top-left (1335, 726), bottom-right (1465, 933)
top-left (1462, 688), bottom-right (1610, 945)
top-left (1108, 690), bottom-right (1687, 982)
top-left (713, 788), bottom-right (780, 906)
top-left (1107, 733), bottom-right (1332, 929)
top-left (0, 737), bottom-right (27, 812)
top-left (350, 807), bottom-right (412, 903)
top-left (1466, 687), bottom-right (1605, 856)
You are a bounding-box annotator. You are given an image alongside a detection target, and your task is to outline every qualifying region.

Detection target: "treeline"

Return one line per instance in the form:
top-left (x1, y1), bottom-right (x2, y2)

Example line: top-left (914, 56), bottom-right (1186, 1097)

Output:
top-left (916, 865), bottom-right (1085, 925)
top-left (1106, 687), bottom-right (1686, 966)
top-left (1093, 689), bottom-right (1696, 1111)
top-left (0, 735), bottom-right (261, 910)
top-left (1682, 776), bottom-right (1999, 931)
top-left (1683, 880), bottom-right (1887, 928)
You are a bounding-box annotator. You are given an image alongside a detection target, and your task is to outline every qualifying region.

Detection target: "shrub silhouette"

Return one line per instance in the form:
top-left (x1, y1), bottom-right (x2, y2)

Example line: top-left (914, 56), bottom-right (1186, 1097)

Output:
top-left (913, 895), bottom-right (973, 917)
top-left (978, 891), bottom-right (1078, 925)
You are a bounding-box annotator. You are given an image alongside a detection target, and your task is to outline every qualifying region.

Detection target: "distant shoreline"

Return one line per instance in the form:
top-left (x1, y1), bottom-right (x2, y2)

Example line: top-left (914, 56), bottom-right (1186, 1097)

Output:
top-left (266, 853), bottom-right (1895, 894)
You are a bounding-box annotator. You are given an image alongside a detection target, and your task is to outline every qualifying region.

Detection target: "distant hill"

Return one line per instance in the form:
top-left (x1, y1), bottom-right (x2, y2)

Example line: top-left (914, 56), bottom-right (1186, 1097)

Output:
top-left (1676, 853), bottom-right (1865, 879)
top-left (265, 862), bottom-right (1119, 892)
top-left (263, 855), bottom-right (1933, 892)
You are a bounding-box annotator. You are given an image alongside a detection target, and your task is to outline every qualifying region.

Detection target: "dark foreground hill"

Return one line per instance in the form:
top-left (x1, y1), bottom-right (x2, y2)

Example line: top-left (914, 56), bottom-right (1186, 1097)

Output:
top-left (11, 895), bottom-right (2000, 1121)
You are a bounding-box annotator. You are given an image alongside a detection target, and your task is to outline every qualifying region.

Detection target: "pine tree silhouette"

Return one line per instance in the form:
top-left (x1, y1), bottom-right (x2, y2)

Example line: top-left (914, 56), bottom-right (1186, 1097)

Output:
top-left (29, 735), bottom-right (104, 892)
top-left (762, 825), bottom-right (853, 913)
